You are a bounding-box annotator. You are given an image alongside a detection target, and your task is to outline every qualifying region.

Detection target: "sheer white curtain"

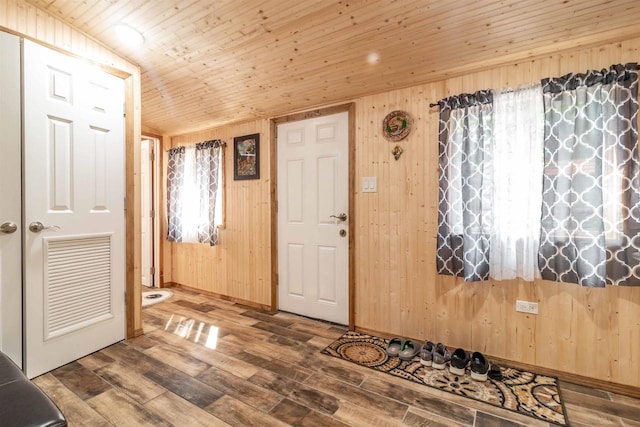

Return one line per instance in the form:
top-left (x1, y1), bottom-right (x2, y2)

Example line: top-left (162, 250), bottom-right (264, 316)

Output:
top-left (490, 84), bottom-right (544, 281)
top-left (195, 140), bottom-right (223, 245)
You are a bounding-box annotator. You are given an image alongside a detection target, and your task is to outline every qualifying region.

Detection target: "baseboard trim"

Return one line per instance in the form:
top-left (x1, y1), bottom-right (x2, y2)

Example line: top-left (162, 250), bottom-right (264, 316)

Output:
top-left (354, 325), bottom-right (640, 399)
top-left (165, 282), bottom-right (273, 312)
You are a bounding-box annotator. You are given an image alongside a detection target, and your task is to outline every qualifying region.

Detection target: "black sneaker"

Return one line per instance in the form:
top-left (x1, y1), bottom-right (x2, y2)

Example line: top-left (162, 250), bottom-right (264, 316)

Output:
top-left (449, 348), bottom-right (470, 375)
top-left (470, 352), bottom-right (490, 381)
top-left (488, 364), bottom-right (503, 381)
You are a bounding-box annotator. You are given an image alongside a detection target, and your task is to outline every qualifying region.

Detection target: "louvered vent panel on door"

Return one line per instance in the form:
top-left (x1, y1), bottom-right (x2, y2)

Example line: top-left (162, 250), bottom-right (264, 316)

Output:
top-left (44, 234), bottom-right (113, 340)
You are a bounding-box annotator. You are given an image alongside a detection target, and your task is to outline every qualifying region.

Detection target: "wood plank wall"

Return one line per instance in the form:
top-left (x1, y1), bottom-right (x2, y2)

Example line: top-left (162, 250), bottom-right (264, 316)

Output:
top-left (167, 35), bottom-right (640, 388)
top-left (355, 38), bottom-right (640, 388)
top-left (0, 0), bottom-right (144, 336)
top-left (167, 120), bottom-right (272, 308)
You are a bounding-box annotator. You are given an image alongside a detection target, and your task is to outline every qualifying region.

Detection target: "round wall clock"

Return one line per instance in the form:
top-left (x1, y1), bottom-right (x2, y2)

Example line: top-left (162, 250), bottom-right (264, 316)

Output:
top-left (382, 110), bottom-right (412, 141)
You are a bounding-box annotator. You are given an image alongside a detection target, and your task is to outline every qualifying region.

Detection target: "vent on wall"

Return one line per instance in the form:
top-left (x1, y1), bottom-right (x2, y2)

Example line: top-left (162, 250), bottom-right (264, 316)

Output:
top-left (44, 234), bottom-right (113, 340)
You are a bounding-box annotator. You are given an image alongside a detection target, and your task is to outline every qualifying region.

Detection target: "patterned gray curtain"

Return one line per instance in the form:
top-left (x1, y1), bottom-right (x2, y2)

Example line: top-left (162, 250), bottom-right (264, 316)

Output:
top-left (436, 90), bottom-right (494, 281)
top-left (166, 146), bottom-right (185, 242)
top-left (539, 63), bottom-right (640, 287)
top-left (195, 140), bottom-right (223, 246)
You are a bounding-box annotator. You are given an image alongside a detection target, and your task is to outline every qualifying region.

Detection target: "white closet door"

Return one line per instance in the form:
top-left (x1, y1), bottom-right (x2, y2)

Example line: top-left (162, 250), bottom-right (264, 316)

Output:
top-left (23, 40), bottom-right (126, 378)
top-left (0, 31), bottom-right (23, 367)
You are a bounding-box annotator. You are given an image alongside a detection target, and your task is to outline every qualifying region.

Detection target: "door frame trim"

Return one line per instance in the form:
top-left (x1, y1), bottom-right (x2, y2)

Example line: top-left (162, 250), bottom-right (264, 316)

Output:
top-left (270, 103), bottom-right (356, 329)
top-left (124, 73), bottom-right (142, 338)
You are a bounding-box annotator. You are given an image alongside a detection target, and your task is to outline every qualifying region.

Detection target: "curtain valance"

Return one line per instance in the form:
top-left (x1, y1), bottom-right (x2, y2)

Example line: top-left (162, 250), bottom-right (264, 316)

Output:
top-left (436, 90), bottom-right (493, 110)
top-left (542, 63), bottom-right (638, 93)
top-left (196, 139), bottom-right (225, 150)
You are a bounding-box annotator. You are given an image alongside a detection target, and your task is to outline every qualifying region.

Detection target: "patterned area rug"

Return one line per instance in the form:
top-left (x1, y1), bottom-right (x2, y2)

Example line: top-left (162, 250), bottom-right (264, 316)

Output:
top-left (322, 332), bottom-right (568, 426)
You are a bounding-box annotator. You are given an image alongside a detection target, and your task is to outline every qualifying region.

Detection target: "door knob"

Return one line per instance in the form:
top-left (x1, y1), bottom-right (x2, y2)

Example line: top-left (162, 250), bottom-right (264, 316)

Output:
top-left (28, 221), bottom-right (60, 233)
top-left (0, 222), bottom-right (17, 234)
top-left (330, 213), bottom-right (347, 221)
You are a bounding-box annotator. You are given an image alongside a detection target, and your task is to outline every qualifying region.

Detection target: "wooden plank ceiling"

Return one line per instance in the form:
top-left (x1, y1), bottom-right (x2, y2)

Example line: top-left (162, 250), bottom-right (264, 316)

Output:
top-left (25, 0), bottom-right (640, 135)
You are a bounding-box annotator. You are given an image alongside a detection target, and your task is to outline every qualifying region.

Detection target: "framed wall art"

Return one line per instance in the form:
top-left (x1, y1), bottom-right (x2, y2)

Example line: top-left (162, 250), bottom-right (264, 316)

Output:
top-left (233, 133), bottom-right (260, 180)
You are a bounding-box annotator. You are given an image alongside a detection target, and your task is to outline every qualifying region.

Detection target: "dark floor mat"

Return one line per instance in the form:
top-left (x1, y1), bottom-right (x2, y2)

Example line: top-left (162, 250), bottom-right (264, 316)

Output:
top-left (322, 331), bottom-right (568, 426)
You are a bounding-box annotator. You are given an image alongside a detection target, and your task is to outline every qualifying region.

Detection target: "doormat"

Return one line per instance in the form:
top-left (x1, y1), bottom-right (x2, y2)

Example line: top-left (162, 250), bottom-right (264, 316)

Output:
top-left (322, 332), bottom-right (568, 426)
top-left (142, 290), bottom-right (173, 307)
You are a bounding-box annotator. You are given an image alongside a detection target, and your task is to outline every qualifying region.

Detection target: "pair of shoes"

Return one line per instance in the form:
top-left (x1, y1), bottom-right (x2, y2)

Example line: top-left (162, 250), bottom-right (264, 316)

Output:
top-left (470, 352), bottom-right (490, 381)
top-left (432, 343), bottom-right (451, 370)
top-left (449, 348), bottom-right (471, 375)
top-left (419, 341), bottom-right (434, 366)
top-left (386, 337), bottom-right (421, 361)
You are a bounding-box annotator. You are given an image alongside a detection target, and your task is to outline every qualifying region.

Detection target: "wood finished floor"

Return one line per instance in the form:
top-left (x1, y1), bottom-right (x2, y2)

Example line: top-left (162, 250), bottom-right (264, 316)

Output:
top-left (33, 287), bottom-right (640, 427)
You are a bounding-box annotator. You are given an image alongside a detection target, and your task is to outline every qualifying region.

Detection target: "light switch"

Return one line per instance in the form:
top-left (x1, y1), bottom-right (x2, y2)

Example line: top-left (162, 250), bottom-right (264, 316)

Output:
top-left (362, 176), bottom-right (377, 193)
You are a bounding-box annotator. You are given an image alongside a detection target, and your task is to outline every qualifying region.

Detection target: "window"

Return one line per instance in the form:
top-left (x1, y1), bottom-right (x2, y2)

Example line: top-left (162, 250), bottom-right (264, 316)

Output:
top-left (167, 140), bottom-right (224, 246)
top-left (436, 63), bottom-right (640, 287)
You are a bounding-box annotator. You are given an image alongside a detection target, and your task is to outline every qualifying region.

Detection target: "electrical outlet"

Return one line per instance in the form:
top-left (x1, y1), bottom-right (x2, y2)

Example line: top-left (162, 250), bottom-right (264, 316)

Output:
top-left (516, 300), bottom-right (538, 314)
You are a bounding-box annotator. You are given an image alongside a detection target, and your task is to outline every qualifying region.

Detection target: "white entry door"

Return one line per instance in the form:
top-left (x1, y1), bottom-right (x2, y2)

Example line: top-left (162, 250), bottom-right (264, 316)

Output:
top-left (0, 32), bottom-right (23, 367)
top-left (277, 111), bottom-right (349, 325)
top-left (23, 40), bottom-right (126, 378)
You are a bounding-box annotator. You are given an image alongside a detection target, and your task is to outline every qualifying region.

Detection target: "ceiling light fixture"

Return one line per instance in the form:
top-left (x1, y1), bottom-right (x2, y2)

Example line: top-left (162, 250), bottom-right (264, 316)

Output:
top-left (114, 23), bottom-right (144, 46)
top-left (367, 51), bottom-right (380, 65)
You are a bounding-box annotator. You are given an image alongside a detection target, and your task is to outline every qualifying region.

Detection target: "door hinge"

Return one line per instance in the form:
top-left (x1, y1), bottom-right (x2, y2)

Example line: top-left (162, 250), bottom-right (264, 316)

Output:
top-left (275, 200), bottom-right (278, 212)
top-left (275, 273), bottom-right (279, 286)
top-left (124, 291), bottom-right (127, 302)
top-left (150, 148), bottom-right (155, 162)
top-left (124, 197), bottom-right (127, 210)
top-left (150, 209), bottom-right (155, 219)
top-left (150, 266), bottom-right (155, 275)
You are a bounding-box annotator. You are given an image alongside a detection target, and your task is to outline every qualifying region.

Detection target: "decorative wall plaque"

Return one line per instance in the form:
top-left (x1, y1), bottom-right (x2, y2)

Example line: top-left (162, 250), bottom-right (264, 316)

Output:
top-left (382, 110), bottom-right (412, 141)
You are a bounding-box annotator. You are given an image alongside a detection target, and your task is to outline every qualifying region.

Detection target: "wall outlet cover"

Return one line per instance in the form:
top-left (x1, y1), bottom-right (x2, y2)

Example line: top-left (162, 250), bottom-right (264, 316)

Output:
top-left (516, 300), bottom-right (539, 315)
